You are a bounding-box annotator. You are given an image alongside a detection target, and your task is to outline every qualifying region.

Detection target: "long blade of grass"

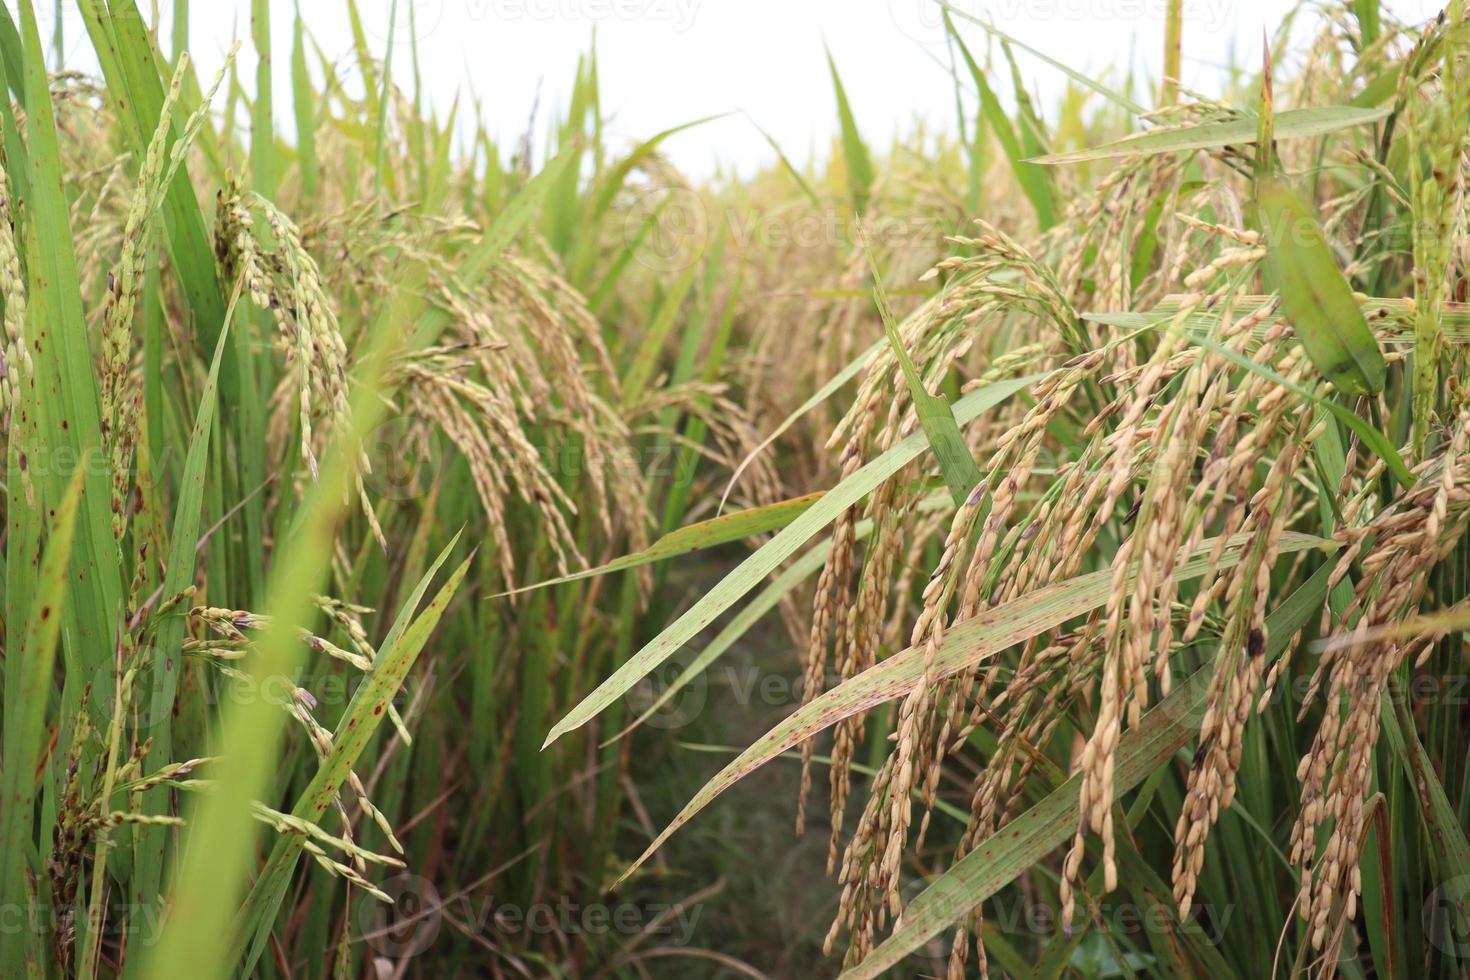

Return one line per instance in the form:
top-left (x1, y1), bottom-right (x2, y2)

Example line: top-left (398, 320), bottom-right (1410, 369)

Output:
top-left (496, 492), bottom-right (824, 599)
top-left (746, 114), bottom-right (822, 208)
top-left (1382, 681), bottom-right (1470, 883)
top-left (234, 541), bottom-right (472, 976)
top-left (622, 261), bottom-right (698, 406)
top-left (861, 220), bottom-right (982, 503)
top-left (0, 461), bottom-right (87, 975)
top-left (944, 11), bottom-right (1055, 228)
top-left (15, 0), bottom-right (121, 699)
top-left (83, 0), bottom-right (232, 363)
top-left (616, 532), bottom-right (1331, 884)
top-left (718, 337), bottom-right (885, 513)
top-left (138, 260), bottom-right (426, 980)
top-left (131, 283), bottom-right (240, 909)
top-left (290, 2), bottom-right (318, 197)
top-left (1032, 105), bottom-right (1389, 165)
top-left (941, 1), bottom-right (1145, 115)
top-left (585, 113), bottom-right (727, 225)
top-left (1258, 177), bottom-right (1386, 396)
top-left (611, 496), bottom-right (961, 741)
top-left (826, 44), bottom-right (874, 214)
top-left (542, 372), bottom-right (1047, 748)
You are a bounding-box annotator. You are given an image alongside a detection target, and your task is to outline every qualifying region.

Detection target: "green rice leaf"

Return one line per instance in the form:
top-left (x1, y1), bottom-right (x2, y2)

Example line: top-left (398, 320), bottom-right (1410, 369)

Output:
top-left (496, 492), bottom-right (826, 599)
top-left (0, 460), bottom-right (87, 975)
top-left (941, 2), bottom-right (1145, 115)
top-left (132, 284), bottom-right (242, 916)
top-left (1258, 177), bottom-right (1386, 396)
top-left (542, 373), bottom-right (1048, 748)
top-left (826, 44), bottom-right (874, 214)
top-left (1382, 684), bottom-right (1470, 889)
top-left (861, 220), bottom-right (982, 503)
top-left (615, 532), bottom-right (1332, 886)
top-left (945, 11), bottom-right (1055, 228)
top-left (139, 261), bottom-right (426, 980)
top-left (234, 539), bottom-right (471, 977)
top-left (16, 0), bottom-right (121, 695)
top-left (718, 337), bottom-right (885, 513)
top-left (622, 261), bottom-right (698, 406)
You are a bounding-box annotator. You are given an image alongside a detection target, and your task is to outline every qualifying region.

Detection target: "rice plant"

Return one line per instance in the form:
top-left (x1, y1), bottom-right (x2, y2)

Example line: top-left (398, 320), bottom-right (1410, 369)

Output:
top-left (560, 3), bottom-right (1470, 978)
top-left (7, 0), bottom-right (1470, 977)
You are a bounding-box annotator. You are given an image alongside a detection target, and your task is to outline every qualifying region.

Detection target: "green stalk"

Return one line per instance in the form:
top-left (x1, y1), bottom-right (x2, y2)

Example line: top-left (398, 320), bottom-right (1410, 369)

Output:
top-left (1408, 4), bottom-right (1468, 456)
top-left (1161, 0), bottom-right (1182, 106)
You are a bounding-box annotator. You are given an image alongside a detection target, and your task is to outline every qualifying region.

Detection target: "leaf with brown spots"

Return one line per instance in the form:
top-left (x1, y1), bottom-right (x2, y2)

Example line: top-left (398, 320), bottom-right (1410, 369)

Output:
top-left (617, 532), bottom-right (1332, 886)
top-left (232, 534), bottom-right (470, 976)
top-left (544, 373), bottom-right (1050, 749)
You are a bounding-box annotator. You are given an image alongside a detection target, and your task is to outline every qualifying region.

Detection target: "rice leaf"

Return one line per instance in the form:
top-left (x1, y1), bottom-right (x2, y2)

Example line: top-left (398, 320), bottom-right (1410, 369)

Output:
top-left (718, 337), bottom-right (885, 513)
top-left (1382, 683), bottom-right (1470, 889)
top-left (748, 114), bottom-right (822, 208)
top-left (861, 219), bottom-right (982, 504)
top-left (15, 0), bottom-right (121, 689)
top-left (1258, 177), bottom-right (1386, 396)
top-left (290, 3), bottom-right (318, 197)
top-left (622, 261), bottom-right (698, 407)
top-left (81, 0), bottom-right (232, 364)
top-left (1031, 106), bottom-right (1389, 165)
top-left (138, 261), bottom-right (427, 980)
top-left (615, 519), bottom-right (857, 742)
top-left (584, 113), bottom-right (727, 225)
top-left (132, 284), bottom-right (241, 915)
top-left (0, 461), bottom-right (87, 975)
top-left (234, 540), bottom-right (471, 977)
top-left (496, 492), bottom-right (825, 599)
top-left (826, 44), bottom-right (874, 214)
top-left (542, 372), bottom-right (1048, 748)
top-left (945, 11), bottom-right (1056, 228)
top-left (616, 532), bottom-right (1331, 884)
top-left (941, 2), bottom-right (1145, 115)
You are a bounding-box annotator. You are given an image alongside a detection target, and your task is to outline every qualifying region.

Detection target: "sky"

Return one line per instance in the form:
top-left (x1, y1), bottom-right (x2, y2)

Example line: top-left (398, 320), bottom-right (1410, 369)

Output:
top-left (37, 0), bottom-right (1442, 180)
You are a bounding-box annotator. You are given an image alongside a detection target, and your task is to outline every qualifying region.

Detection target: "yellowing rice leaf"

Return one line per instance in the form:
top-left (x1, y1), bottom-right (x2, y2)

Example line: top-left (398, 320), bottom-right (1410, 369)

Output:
top-left (1032, 105), bottom-right (1389, 165)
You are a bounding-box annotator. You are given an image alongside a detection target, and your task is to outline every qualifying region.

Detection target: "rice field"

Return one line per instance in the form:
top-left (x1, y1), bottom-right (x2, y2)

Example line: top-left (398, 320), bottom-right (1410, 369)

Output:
top-left (5, 0), bottom-right (1470, 976)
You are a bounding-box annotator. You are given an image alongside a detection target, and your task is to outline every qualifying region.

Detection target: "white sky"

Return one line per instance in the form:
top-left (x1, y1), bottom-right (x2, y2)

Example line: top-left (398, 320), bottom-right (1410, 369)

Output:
top-left (38, 0), bottom-right (1442, 180)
